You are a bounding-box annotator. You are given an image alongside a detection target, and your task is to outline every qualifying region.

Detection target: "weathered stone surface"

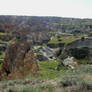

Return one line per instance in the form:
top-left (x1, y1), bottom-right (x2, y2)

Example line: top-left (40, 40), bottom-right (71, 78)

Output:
top-left (67, 39), bottom-right (92, 49)
top-left (67, 39), bottom-right (92, 59)
top-left (34, 46), bottom-right (59, 61)
top-left (0, 40), bottom-right (39, 79)
top-left (63, 57), bottom-right (78, 69)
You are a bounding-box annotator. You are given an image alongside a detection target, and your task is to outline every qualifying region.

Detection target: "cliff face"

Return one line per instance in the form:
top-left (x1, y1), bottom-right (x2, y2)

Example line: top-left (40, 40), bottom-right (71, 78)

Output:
top-left (67, 39), bottom-right (92, 59)
top-left (27, 32), bottom-right (50, 45)
top-left (67, 39), bottom-right (92, 49)
top-left (0, 40), bottom-right (39, 80)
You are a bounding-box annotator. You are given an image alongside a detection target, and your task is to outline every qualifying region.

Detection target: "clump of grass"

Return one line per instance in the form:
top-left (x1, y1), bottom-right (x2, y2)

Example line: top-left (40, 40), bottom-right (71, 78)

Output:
top-left (15, 84), bottom-right (54, 92)
top-left (40, 70), bottom-right (61, 79)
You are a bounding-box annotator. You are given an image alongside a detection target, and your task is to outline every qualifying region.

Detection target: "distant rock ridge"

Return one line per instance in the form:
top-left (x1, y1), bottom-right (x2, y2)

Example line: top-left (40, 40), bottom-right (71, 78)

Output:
top-left (67, 39), bottom-right (92, 49)
top-left (0, 39), bottom-right (39, 80)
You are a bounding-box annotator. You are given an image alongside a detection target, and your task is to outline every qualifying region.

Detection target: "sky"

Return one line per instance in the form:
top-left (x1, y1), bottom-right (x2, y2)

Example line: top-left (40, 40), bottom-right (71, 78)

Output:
top-left (0, 0), bottom-right (92, 18)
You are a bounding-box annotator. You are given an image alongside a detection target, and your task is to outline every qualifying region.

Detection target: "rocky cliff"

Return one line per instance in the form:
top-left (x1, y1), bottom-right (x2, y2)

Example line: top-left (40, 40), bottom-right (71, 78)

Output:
top-left (67, 38), bottom-right (92, 59)
top-left (0, 40), bottom-right (39, 80)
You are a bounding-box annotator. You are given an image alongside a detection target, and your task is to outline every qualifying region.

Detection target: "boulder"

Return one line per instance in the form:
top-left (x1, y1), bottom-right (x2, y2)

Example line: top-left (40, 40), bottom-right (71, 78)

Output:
top-left (0, 40), bottom-right (39, 80)
top-left (63, 57), bottom-right (78, 70)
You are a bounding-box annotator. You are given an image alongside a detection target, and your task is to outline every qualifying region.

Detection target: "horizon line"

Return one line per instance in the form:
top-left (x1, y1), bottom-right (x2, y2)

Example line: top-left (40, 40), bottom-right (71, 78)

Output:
top-left (0, 14), bottom-right (92, 19)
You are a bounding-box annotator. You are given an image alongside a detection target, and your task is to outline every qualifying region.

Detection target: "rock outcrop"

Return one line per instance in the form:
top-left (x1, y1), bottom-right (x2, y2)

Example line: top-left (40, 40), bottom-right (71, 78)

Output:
top-left (67, 39), bottom-right (92, 59)
top-left (34, 46), bottom-right (61, 61)
top-left (63, 57), bottom-right (78, 69)
top-left (0, 40), bottom-right (39, 80)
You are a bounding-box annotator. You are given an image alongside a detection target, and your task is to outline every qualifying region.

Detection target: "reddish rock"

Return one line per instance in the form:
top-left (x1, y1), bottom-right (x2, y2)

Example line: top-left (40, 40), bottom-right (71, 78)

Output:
top-left (0, 40), bottom-right (39, 80)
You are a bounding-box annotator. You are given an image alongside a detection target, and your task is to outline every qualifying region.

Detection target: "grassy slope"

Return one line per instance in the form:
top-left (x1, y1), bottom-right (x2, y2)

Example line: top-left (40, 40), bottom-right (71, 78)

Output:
top-left (48, 36), bottom-right (82, 45)
top-left (38, 61), bottom-right (67, 80)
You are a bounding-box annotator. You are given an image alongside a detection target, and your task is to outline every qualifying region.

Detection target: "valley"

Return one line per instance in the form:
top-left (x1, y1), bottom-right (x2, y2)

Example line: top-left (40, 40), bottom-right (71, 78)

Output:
top-left (0, 16), bottom-right (92, 92)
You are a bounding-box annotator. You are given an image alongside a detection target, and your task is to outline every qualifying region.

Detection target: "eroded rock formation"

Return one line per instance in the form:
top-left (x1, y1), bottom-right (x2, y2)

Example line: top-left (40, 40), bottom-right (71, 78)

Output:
top-left (0, 40), bottom-right (39, 80)
top-left (67, 39), bottom-right (92, 59)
